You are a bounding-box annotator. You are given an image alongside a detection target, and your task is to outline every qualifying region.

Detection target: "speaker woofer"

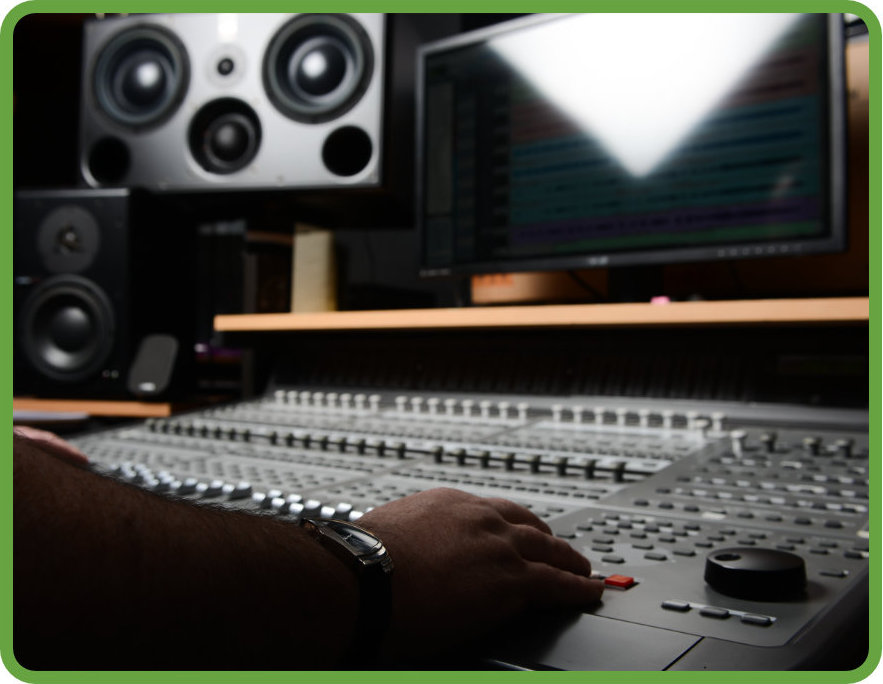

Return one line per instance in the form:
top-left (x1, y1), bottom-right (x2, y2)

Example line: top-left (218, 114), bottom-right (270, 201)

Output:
top-left (93, 25), bottom-right (189, 129)
top-left (189, 98), bottom-right (262, 175)
top-left (20, 275), bottom-right (115, 383)
top-left (263, 14), bottom-right (374, 124)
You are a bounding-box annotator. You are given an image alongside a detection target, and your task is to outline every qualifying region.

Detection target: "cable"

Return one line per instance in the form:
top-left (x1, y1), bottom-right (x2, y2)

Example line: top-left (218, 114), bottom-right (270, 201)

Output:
top-left (566, 270), bottom-right (606, 301)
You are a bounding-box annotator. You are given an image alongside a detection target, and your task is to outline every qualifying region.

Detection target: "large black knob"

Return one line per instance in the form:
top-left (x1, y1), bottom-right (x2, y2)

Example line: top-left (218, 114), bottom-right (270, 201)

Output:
top-left (704, 547), bottom-right (806, 601)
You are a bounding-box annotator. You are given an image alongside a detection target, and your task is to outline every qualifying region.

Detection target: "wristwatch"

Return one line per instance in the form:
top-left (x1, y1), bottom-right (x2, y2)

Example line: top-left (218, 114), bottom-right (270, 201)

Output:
top-left (300, 518), bottom-right (394, 665)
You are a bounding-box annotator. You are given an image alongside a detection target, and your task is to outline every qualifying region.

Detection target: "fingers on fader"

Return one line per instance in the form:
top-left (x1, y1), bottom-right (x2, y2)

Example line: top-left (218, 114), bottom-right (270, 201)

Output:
top-left (524, 562), bottom-right (605, 609)
top-left (513, 525), bottom-right (593, 577)
top-left (483, 497), bottom-right (553, 535)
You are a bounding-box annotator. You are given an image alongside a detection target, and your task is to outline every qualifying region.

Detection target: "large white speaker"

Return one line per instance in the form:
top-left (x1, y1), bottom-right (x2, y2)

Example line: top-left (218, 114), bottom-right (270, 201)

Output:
top-left (79, 13), bottom-right (385, 191)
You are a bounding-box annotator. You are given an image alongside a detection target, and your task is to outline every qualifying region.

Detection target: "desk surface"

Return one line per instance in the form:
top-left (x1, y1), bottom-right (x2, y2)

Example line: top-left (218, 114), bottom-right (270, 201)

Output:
top-left (214, 297), bottom-right (869, 333)
top-left (13, 398), bottom-right (177, 418)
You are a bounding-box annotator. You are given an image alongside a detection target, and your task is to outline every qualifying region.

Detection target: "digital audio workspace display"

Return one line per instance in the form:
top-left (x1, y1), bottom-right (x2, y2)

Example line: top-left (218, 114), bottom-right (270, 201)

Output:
top-left (417, 13), bottom-right (847, 275)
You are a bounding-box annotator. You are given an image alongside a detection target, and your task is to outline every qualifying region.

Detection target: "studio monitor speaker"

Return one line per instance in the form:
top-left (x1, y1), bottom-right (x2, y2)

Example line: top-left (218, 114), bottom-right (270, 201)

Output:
top-left (14, 188), bottom-right (197, 400)
top-left (78, 13), bottom-right (386, 192)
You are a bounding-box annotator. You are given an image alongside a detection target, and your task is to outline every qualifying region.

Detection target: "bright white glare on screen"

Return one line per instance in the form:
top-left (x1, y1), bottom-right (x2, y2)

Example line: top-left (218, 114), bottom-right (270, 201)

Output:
top-left (491, 13), bottom-right (799, 177)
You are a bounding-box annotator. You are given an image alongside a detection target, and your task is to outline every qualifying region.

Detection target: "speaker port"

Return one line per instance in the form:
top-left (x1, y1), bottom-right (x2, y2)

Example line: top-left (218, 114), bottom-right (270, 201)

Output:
top-left (87, 136), bottom-right (131, 185)
top-left (322, 125), bottom-right (373, 176)
top-left (263, 14), bottom-right (374, 123)
top-left (188, 99), bottom-right (262, 175)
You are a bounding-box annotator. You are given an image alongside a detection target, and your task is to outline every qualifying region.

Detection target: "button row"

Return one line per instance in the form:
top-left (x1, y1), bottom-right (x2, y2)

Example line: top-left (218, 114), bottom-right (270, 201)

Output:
top-left (269, 392), bottom-right (732, 434)
top-left (146, 419), bottom-right (414, 459)
top-left (690, 474), bottom-right (869, 492)
top-left (111, 463), bottom-right (254, 500)
top-left (251, 491), bottom-right (365, 522)
top-left (544, 407), bottom-right (720, 432)
top-left (429, 449), bottom-right (649, 482)
top-left (661, 600), bottom-right (775, 626)
top-left (631, 498), bottom-right (850, 529)
top-left (147, 419), bottom-right (260, 443)
top-left (273, 390), bottom-right (382, 413)
top-left (566, 515), bottom-right (868, 561)
top-left (403, 467), bottom-right (611, 499)
top-left (720, 434), bottom-right (860, 459)
top-left (390, 396), bottom-right (529, 421)
top-left (107, 462), bottom-right (367, 522)
top-left (661, 486), bottom-right (867, 513)
top-left (266, 433), bottom-right (410, 458)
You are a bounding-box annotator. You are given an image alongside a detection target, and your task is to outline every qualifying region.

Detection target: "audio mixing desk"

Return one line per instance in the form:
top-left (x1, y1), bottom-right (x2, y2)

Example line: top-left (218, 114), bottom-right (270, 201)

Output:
top-left (70, 387), bottom-right (871, 670)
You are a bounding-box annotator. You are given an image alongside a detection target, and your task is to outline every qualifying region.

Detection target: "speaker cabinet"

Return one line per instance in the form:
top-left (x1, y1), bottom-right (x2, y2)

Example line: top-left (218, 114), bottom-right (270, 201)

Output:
top-left (78, 13), bottom-right (386, 192)
top-left (14, 188), bottom-right (197, 400)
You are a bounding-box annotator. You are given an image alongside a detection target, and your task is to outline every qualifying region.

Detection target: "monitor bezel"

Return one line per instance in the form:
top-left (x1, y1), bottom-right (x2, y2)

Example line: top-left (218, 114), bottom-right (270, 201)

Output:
top-left (415, 12), bottom-right (848, 278)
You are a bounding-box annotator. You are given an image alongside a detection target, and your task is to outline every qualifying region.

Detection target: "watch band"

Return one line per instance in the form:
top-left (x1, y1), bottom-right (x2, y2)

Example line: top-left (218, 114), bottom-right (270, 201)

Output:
top-left (300, 518), bottom-right (394, 666)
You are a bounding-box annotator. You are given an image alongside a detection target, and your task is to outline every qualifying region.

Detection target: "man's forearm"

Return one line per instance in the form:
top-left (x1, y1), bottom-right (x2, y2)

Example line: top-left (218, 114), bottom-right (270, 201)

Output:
top-left (13, 439), bottom-right (359, 669)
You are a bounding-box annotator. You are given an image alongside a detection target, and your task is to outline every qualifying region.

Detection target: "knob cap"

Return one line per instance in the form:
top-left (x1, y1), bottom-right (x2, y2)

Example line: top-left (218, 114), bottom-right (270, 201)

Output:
top-left (704, 547), bottom-right (806, 600)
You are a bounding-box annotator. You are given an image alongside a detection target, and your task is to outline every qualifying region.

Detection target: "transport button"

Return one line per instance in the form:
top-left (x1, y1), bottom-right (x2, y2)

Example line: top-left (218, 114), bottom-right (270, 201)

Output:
top-left (604, 574), bottom-right (636, 589)
top-left (699, 606), bottom-right (730, 619)
top-left (661, 600), bottom-right (691, 612)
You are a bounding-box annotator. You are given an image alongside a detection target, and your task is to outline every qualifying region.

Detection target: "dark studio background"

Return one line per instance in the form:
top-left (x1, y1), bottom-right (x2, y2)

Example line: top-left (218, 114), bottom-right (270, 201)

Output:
top-left (12, 12), bottom-right (526, 320)
top-left (11, 13), bottom-right (870, 403)
top-left (12, 13), bottom-right (528, 399)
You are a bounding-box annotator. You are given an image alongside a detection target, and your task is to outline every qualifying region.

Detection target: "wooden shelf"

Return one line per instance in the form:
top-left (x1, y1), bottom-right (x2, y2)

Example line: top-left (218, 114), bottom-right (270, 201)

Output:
top-left (13, 398), bottom-right (177, 418)
top-left (214, 297), bottom-right (869, 333)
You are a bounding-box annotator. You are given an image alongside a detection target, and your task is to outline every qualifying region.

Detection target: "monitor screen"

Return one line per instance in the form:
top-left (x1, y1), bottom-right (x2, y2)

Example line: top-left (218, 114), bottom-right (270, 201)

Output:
top-left (417, 13), bottom-right (847, 277)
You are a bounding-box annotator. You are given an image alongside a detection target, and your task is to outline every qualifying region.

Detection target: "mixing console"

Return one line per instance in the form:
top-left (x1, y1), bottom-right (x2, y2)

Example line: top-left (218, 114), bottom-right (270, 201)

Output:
top-left (70, 387), bottom-right (870, 670)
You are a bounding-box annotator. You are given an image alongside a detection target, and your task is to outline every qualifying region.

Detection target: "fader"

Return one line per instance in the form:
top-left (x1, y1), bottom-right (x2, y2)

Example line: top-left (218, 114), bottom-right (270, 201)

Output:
top-left (71, 387), bottom-right (869, 670)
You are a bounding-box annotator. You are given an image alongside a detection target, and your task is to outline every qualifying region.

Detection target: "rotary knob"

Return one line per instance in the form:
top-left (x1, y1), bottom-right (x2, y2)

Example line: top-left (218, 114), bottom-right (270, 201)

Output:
top-left (704, 547), bottom-right (806, 600)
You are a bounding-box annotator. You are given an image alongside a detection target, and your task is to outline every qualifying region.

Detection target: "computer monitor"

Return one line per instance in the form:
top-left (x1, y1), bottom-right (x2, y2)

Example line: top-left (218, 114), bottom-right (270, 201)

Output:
top-left (416, 13), bottom-right (847, 289)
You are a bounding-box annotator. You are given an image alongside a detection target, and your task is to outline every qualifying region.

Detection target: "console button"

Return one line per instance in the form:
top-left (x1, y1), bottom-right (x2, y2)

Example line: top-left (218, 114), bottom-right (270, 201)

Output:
top-left (661, 600), bottom-right (691, 612)
top-left (604, 574), bottom-right (636, 589)
top-left (699, 606), bottom-right (731, 619)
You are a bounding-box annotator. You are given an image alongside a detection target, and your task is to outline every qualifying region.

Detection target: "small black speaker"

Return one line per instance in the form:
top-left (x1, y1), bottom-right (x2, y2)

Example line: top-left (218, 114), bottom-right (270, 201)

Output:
top-left (14, 188), bottom-right (197, 400)
top-left (78, 13), bottom-right (386, 192)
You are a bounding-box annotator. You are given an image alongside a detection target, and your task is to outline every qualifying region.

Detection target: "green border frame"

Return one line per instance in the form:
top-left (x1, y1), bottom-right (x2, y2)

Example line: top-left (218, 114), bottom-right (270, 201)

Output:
top-left (1, 3), bottom-right (879, 683)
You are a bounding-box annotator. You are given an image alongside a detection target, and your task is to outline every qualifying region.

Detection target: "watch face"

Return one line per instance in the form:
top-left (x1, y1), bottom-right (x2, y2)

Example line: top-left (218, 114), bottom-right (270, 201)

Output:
top-left (319, 520), bottom-right (383, 556)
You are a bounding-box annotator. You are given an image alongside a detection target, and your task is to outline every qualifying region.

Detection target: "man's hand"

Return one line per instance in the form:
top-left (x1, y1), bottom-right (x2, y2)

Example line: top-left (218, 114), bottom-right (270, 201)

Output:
top-left (358, 488), bottom-right (603, 662)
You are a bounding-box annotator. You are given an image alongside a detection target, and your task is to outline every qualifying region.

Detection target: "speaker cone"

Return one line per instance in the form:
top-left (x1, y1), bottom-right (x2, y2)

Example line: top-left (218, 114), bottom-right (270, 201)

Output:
top-left (189, 98), bottom-right (262, 175)
top-left (37, 204), bottom-right (101, 274)
top-left (93, 25), bottom-right (189, 129)
top-left (20, 276), bottom-right (115, 383)
top-left (263, 14), bottom-right (374, 123)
